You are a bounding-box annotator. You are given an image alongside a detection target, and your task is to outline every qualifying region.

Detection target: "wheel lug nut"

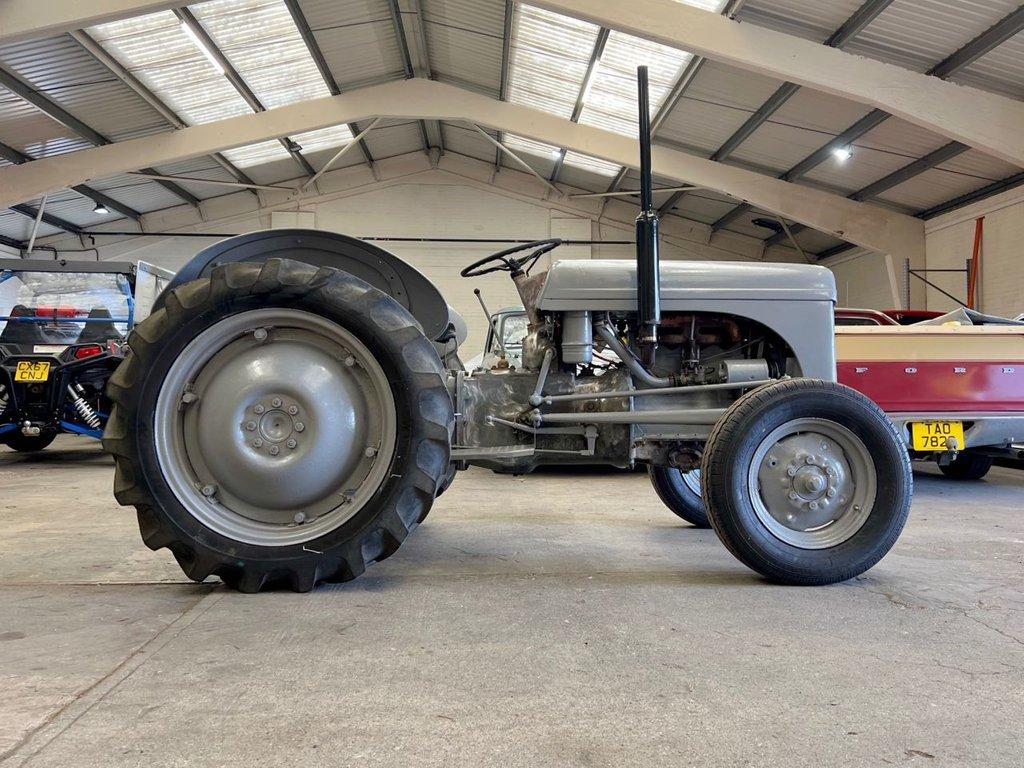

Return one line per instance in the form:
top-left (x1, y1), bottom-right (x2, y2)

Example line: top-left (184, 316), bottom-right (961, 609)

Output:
top-left (287, 405), bottom-right (298, 415)
top-left (805, 456), bottom-right (815, 465)
top-left (254, 404), bottom-right (265, 415)
top-left (286, 439), bottom-right (297, 449)
top-left (809, 501), bottom-right (819, 510)
top-left (253, 438), bottom-right (264, 448)
top-left (826, 489), bottom-right (837, 498)
top-left (201, 484), bottom-right (217, 497)
top-left (245, 421), bottom-right (256, 432)
top-left (788, 491), bottom-right (798, 500)
top-left (269, 445), bottom-right (280, 456)
top-left (294, 422), bottom-right (305, 432)
top-left (271, 397), bottom-right (282, 408)
top-left (787, 467), bottom-right (797, 477)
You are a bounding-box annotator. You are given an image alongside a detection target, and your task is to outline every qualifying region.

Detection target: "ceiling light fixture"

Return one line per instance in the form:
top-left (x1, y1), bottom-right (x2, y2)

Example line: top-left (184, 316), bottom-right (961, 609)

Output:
top-left (832, 146), bottom-right (853, 163)
top-left (180, 21), bottom-right (225, 75)
top-left (93, 202), bottom-right (109, 215)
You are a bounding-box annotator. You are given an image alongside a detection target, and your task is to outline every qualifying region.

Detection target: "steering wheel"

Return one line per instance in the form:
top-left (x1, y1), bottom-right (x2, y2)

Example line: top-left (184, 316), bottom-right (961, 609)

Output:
top-left (460, 239), bottom-right (563, 278)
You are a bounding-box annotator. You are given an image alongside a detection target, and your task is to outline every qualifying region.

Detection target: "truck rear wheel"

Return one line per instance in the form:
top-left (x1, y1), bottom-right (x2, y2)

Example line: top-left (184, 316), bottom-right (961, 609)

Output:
top-left (104, 259), bottom-right (453, 592)
top-left (938, 451), bottom-right (993, 480)
top-left (701, 379), bottom-right (911, 585)
top-left (648, 467), bottom-right (709, 527)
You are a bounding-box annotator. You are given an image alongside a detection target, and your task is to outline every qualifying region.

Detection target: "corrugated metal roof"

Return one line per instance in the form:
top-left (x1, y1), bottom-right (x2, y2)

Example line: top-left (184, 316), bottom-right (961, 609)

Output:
top-left (736, 0), bottom-right (870, 42)
top-left (0, 34), bottom-right (170, 143)
top-left (297, 0), bottom-right (405, 89)
top-left (950, 32), bottom-right (1024, 99)
top-left (0, 86), bottom-right (96, 158)
top-left (842, 0), bottom-right (1021, 84)
top-left (422, 0), bottom-right (506, 97)
top-left (0, 210), bottom-right (64, 241)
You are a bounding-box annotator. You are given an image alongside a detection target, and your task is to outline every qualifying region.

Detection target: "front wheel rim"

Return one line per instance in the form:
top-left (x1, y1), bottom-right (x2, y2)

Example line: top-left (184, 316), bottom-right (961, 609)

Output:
top-left (747, 417), bottom-right (876, 550)
top-left (154, 308), bottom-right (397, 547)
top-left (681, 469), bottom-right (702, 496)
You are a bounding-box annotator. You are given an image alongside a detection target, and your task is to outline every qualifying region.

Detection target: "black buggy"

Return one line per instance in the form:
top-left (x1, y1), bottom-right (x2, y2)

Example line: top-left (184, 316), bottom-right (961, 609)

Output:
top-left (0, 259), bottom-right (169, 452)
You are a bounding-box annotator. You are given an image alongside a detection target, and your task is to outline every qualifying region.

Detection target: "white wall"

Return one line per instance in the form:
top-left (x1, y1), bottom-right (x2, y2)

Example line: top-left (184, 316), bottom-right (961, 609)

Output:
top-left (35, 154), bottom-right (793, 354)
top-left (924, 188), bottom-right (1024, 317)
top-left (28, 152), bottom-right (875, 352)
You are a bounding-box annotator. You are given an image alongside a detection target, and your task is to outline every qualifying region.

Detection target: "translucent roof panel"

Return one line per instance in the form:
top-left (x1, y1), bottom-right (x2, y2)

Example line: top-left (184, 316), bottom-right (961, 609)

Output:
top-left (575, 31), bottom-right (692, 138)
top-left (89, 0), bottom-right (352, 170)
top-left (505, 2), bottom-right (726, 177)
top-left (507, 5), bottom-right (601, 120)
top-left (189, 0), bottom-right (351, 154)
top-left (88, 10), bottom-right (290, 167)
top-left (562, 151), bottom-right (621, 177)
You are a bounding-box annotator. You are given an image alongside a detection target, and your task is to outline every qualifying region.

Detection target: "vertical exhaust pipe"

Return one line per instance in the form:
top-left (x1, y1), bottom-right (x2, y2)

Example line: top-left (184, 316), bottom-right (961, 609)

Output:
top-left (634, 66), bottom-right (660, 364)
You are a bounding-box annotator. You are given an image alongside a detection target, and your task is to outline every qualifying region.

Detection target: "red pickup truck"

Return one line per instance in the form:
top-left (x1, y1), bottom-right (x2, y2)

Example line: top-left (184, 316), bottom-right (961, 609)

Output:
top-left (835, 308), bottom-right (1024, 479)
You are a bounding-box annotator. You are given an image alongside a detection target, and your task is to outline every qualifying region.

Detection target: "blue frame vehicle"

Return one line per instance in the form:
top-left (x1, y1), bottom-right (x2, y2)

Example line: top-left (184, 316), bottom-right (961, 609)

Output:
top-left (0, 259), bottom-right (170, 452)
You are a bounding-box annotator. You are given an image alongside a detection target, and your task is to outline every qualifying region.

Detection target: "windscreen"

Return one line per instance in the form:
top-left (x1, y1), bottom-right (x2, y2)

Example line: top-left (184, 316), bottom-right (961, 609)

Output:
top-left (500, 313), bottom-right (529, 349)
top-left (0, 271), bottom-right (131, 349)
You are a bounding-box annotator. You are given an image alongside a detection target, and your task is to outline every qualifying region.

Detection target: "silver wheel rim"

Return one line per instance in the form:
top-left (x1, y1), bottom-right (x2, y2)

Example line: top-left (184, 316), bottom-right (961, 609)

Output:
top-left (154, 308), bottom-right (397, 546)
top-left (681, 469), bottom-right (702, 496)
top-left (747, 417), bottom-right (875, 550)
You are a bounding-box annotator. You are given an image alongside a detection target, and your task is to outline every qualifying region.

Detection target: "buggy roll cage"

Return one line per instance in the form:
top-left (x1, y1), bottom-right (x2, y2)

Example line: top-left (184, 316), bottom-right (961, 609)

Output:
top-left (0, 259), bottom-right (138, 329)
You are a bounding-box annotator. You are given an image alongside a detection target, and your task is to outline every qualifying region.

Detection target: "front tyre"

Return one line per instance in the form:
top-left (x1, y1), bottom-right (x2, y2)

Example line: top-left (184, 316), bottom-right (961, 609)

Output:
top-left (701, 379), bottom-right (911, 586)
top-left (103, 259), bottom-right (453, 592)
top-left (648, 466), bottom-right (709, 527)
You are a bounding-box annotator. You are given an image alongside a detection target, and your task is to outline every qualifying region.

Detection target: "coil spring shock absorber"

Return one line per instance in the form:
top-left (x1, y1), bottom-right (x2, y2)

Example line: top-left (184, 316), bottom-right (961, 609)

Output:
top-left (67, 383), bottom-right (102, 430)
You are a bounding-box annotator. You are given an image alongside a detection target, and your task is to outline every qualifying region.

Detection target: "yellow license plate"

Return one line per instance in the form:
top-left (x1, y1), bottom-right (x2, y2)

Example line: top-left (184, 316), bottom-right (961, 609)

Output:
top-left (14, 361), bottom-right (51, 382)
top-left (911, 421), bottom-right (965, 451)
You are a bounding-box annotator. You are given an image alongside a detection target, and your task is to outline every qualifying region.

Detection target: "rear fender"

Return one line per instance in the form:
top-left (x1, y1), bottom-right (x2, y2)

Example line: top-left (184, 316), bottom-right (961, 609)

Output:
top-left (156, 230), bottom-right (454, 342)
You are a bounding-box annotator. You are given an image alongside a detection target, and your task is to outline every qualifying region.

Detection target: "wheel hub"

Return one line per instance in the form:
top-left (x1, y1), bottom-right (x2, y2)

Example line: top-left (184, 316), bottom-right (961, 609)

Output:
top-left (748, 419), bottom-right (875, 549)
top-left (243, 397), bottom-right (305, 455)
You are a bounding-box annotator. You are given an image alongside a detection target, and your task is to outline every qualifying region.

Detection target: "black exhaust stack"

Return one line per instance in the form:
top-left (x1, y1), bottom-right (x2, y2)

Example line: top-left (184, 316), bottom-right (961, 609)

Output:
top-left (634, 66), bottom-right (660, 363)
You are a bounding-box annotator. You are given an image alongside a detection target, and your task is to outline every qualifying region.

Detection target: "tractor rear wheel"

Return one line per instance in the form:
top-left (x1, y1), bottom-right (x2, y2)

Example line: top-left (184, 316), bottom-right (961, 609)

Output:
top-left (701, 379), bottom-right (911, 586)
top-left (104, 259), bottom-right (453, 592)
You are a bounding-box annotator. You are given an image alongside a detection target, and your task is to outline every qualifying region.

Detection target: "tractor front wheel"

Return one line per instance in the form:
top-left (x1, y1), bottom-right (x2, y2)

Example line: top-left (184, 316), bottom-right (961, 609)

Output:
top-left (701, 379), bottom-right (911, 585)
top-left (648, 466), bottom-right (709, 527)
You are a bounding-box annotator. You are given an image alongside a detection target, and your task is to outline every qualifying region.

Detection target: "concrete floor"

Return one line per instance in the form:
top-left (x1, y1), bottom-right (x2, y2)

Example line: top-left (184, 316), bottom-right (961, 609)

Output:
top-left (1, 437), bottom-right (1022, 767)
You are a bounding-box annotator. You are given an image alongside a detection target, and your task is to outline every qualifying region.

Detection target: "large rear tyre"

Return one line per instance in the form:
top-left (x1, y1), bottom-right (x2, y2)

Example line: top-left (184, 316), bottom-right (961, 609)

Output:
top-left (2, 432), bottom-right (57, 452)
top-left (103, 259), bottom-right (453, 592)
top-left (938, 451), bottom-right (993, 480)
top-left (701, 379), bottom-right (911, 586)
top-left (648, 466), bottom-right (709, 527)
